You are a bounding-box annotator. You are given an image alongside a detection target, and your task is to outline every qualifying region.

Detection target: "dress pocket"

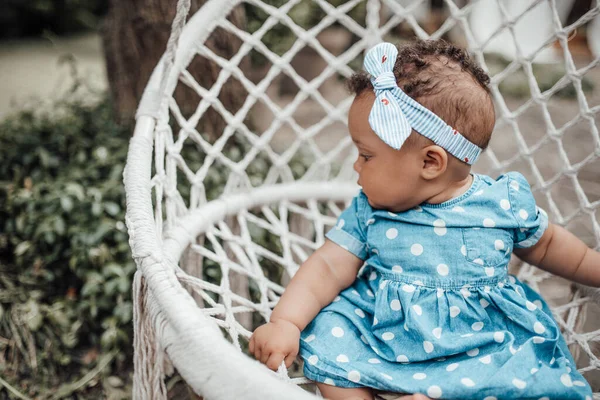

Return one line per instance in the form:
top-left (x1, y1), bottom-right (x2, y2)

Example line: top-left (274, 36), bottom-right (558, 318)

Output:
top-left (461, 227), bottom-right (512, 268)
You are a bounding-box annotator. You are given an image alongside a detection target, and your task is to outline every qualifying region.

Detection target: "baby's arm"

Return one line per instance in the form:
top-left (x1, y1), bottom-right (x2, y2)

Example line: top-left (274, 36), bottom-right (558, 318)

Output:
top-left (514, 223), bottom-right (600, 287)
top-left (249, 240), bottom-right (363, 370)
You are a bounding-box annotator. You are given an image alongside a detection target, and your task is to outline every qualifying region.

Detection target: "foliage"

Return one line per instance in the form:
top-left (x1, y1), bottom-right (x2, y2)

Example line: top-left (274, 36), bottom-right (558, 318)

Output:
top-left (0, 98), bottom-right (133, 397)
top-left (0, 0), bottom-right (107, 39)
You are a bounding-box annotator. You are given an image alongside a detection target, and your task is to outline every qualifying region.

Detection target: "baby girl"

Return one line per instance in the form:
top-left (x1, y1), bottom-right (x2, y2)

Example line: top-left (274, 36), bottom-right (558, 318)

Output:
top-left (249, 39), bottom-right (599, 400)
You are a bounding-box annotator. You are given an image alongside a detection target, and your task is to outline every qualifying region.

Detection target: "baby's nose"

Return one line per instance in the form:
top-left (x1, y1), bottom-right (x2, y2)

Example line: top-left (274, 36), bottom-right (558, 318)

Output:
top-left (353, 159), bottom-right (361, 173)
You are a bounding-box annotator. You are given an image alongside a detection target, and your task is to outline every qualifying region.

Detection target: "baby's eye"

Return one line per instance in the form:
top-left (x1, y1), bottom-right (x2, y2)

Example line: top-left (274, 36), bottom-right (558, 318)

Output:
top-left (360, 154), bottom-right (372, 161)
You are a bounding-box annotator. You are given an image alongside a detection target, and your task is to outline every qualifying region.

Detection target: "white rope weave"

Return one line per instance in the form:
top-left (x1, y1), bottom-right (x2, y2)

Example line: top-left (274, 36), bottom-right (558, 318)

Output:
top-left (124, 0), bottom-right (600, 398)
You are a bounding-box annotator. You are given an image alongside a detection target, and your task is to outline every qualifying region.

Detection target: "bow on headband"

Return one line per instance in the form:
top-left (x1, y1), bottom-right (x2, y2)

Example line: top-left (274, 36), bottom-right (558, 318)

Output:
top-left (364, 42), bottom-right (482, 165)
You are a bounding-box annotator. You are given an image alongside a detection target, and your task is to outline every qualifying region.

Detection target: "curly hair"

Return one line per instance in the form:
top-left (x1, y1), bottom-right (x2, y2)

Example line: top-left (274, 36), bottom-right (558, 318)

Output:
top-left (347, 39), bottom-right (495, 150)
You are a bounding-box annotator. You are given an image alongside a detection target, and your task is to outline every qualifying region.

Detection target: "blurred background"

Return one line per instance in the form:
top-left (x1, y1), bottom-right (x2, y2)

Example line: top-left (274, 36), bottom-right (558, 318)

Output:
top-left (0, 0), bottom-right (598, 399)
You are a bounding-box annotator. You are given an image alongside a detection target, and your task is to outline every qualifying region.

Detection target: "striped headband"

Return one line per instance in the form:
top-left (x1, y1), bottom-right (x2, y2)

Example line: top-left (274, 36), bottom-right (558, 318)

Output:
top-left (364, 42), bottom-right (482, 165)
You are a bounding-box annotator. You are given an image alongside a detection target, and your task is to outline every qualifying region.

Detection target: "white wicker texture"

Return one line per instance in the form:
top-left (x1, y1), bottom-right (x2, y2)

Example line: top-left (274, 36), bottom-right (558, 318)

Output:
top-left (124, 0), bottom-right (600, 398)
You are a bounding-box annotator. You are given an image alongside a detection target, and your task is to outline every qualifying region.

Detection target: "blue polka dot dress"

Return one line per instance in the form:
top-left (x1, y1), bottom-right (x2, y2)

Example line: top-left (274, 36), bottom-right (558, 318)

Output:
top-left (299, 172), bottom-right (593, 400)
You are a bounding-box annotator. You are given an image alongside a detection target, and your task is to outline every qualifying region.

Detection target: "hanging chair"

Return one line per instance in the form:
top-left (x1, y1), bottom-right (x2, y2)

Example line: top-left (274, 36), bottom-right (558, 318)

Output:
top-left (123, 0), bottom-right (600, 398)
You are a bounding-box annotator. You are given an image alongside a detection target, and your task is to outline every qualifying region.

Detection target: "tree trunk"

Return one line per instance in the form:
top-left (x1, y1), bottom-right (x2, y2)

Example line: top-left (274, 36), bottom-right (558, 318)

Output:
top-left (101, 0), bottom-right (247, 137)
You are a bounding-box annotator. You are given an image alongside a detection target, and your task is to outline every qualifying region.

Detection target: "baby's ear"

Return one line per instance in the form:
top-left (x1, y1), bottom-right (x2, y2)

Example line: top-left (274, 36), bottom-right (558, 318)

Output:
top-left (421, 145), bottom-right (448, 180)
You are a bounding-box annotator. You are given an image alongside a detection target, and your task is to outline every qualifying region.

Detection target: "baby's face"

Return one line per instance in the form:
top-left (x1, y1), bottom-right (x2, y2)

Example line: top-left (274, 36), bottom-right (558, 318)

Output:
top-left (349, 92), bottom-right (429, 212)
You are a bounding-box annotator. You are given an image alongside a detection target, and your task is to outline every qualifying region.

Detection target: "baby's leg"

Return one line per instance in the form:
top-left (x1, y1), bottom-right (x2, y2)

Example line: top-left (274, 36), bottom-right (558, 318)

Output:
top-left (316, 382), bottom-right (432, 400)
top-left (316, 382), bottom-right (373, 400)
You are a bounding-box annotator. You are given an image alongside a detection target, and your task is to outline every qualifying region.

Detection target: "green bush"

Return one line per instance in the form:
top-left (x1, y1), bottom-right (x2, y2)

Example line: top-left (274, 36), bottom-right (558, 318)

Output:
top-left (0, 98), bottom-right (133, 395)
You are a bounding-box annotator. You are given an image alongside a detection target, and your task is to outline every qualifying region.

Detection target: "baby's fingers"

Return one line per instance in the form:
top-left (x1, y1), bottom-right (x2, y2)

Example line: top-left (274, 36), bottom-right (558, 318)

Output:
top-left (284, 352), bottom-right (297, 368)
top-left (248, 336), bottom-right (255, 354)
top-left (260, 347), bottom-right (271, 365)
top-left (266, 352), bottom-right (285, 371)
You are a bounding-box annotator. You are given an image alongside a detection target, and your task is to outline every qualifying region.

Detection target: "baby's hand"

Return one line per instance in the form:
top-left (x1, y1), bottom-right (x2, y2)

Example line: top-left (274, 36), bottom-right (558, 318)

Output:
top-left (249, 319), bottom-right (300, 371)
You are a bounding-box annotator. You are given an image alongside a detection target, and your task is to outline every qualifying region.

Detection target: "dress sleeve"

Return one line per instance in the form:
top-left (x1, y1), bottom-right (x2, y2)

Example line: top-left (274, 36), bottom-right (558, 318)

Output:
top-left (325, 191), bottom-right (369, 259)
top-left (507, 172), bottom-right (549, 249)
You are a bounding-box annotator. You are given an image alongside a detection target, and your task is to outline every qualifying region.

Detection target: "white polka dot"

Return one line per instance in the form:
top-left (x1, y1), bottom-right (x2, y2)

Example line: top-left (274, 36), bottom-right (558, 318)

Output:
top-left (354, 308), bottom-right (365, 318)
top-left (539, 397), bottom-right (550, 400)
top-left (427, 386), bottom-right (442, 398)
top-left (390, 299), bottom-right (401, 311)
top-left (437, 264), bottom-right (449, 276)
top-left (512, 378), bottom-right (527, 389)
top-left (381, 373), bottom-right (393, 380)
top-left (480, 298), bottom-right (490, 308)
top-left (336, 219), bottom-right (345, 229)
top-left (461, 378), bottom-right (476, 387)
top-left (336, 354), bottom-right (349, 363)
top-left (360, 335), bottom-right (368, 344)
top-left (560, 374), bottom-right (573, 387)
top-left (396, 355), bottom-right (409, 363)
top-left (411, 243), bottom-right (424, 256)
top-left (450, 306), bottom-right (461, 317)
top-left (483, 218), bottom-right (496, 227)
top-left (534, 300), bottom-right (543, 309)
top-left (473, 258), bottom-right (484, 265)
top-left (530, 368), bottom-right (538, 374)
top-left (432, 327), bottom-right (442, 339)
top-left (351, 289), bottom-right (359, 296)
top-left (500, 199), bottom-right (511, 210)
top-left (392, 265), bottom-right (403, 273)
top-left (474, 190), bottom-right (484, 196)
top-left (414, 206), bottom-right (423, 212)
top-left (510, 345), bottom-right (517, 354)
top-left (382, 332), bottom-right (395, 341)
top-left (423, 341), bottom-right (434, 353)
top-left (373, 317), bottom-right (378, 325)
top-left (510, 180), bottom-right (520, 191)
top-left (331, 327), bottom-right (344, 337)
top-left (573, 381), bottom-right (586, 387)
top-left (484, 286), bottom-right (491, 293)
top-left (414, 280), bottom-right (424, 286)
top-left (526, 301), bottom-right (537, 311)
top-left (461, 245), bottom-right (467, 256)
top-left (308, 355), bottom-right (318, 365)
top-left (412, 305), bottom-right (423, 315)
top-left (434, 219), bottom-right (447, 236)
top-left (368, 358), bottom-right (381, 364)
top-left (484, 397), bottom-right (497, 400)
top-left (388, 211), bottom-right (397, 217)
top-left (453, 206), bottom-right (465, 212)
top-left (379, 280), bottom-right (387, 290)
top-left (366, 218), bottom-right (375, 225)
top-left (472, 322), bottom-right (484, 331)
top-left (534, 321), bottom-right (545, 334)
top-left (467, 348), bottom-right (480, 357)
top-left (519, 209), bottom-right (529, 220)
top-left (348, 370), bottom-right (361, 383)
top-left (493, 331), bottom-right (505, 343)
top-left (366, 289), bottom-right (374, 297)
top-left (413, 373), bottom-right (427, 380)
top-left (305, 334), bottom-right (316, 343)
top-left (324, 378), bottom-right (335, 386)
top-left (550, 357), bottom-right (555, 365)
top-left (437, 288), bottom-right (444, 298)
top-left (333, 296), bottom-right (341, 302)
top-left (402, 284), bottom-right (416, 293)
top-left (386, 228), bottom-right (398, 239)
top-left (495, 240), bottom-right (505, 250)
top-left (479, 355), bottom-right (491, 364)
top-left (485, 267), bottom-right (495, 277)
top-left (446, 363), bottom-right (459, 372)
top-left (372, 249), bottom-right (379, 255)
top-left (461, 285), bottom-right (471, 298)
top-left (371, 346), bottom-right (380, 355)
top-left (368, 271), bottom-right (377, 281)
